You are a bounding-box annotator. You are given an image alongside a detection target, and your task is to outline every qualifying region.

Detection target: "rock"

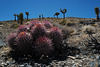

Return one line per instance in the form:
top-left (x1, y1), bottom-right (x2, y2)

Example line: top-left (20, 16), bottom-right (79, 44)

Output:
top-left (67, 56), bottom-right (76, 60)
top-left (20, 65), bottom-right (24, 67)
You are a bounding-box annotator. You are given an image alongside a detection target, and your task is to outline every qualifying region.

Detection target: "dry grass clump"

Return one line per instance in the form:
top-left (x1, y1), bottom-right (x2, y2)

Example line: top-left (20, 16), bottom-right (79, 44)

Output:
top-left (67, 27), bottom-right (77, 36)
top-left (59, 19), bottom-right (66, 25)
top-left (82, 25), bottom-right (97, 34)
top-left (0, 46), bottom-right (11, 55)
top-left (68, 36), bottom-right (82, 47)
top-left (67, 33), bottom-right (91, 47)
top-left (91, 23), bottom-right (98, 27)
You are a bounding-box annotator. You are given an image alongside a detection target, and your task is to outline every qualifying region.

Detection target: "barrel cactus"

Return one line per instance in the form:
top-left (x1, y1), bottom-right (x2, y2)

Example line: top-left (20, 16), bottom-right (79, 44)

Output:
top-left (31, 23), bottom-right (47, 41)
top-left (29, 20), bottom-right (40, 29)
top-left (7, 20), bottom-right (64, 61)
top-left (17, 25), bottom-right (30, 33)
top-left (15, 32), bottom-right (33, 57)
top-left (7, 33), bottom-right (17, 49)
top-left (47, 27), bottom-right (63, 52)
top-left (34, 36), bottom-right (53, 57)
top-left (42, 21), bottom-right (53, 29)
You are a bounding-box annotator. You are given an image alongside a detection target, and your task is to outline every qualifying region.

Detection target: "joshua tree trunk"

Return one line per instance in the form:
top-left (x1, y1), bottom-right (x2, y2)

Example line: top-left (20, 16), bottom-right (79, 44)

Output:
top-left (15, 16), bottom-right (16, 21)
top-left (57, 15), bottom-right (58, 19)
top-left (63, 13), bottom-right (65, 19)
top-left (21, 21), bottom-right (23, 25)
top-left (17, 17), bottom-right (19, 23)
top-left (97, 15), bottom-right (99, 21)
top-left (27, 15), bottom-right (28, 20)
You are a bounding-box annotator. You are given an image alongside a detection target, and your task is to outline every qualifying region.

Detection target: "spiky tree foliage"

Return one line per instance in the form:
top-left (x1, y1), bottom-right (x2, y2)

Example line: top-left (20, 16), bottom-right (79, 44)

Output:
top-left (7, 33), bottom-right (17, 49)
top-left (19, 13), bottom-right (24, 24)
top-left (31, 23), bottom-right (46, 41)
top-left (14, 14), bottom-right (17, 21)
top-left (17, 25), bottom-right (30, 33)
top-left (17, 14), bottom-right (19, 23)
top-left (55, 12), bottom-right (60, 19)
top-left (60, 9), bottom-right (67, 19)
top-left (34, 36), bottom-right (53, 57)
top-left (15, 32), bottom-right (33, 57)
top-left (47, 27), bottom-right (63, 52)
top-left (95, 7), bottom-right (99, 21)
top-left (25, 12), bottom-right (29, 20)
top-left (42, 21), bottom-right (53, 29)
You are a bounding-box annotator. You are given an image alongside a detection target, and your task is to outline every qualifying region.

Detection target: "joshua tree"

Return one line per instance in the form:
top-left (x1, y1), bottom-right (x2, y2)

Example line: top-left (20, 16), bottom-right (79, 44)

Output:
top-left (55, 12), bottom-right (60, 19)
top-left (60, 9), bottom-right (67, 19)
top-left (42, 14), bottom-right (43, 18)
top-left (54, 14), bottom-right (55, 18)
top-left (17, 14), bottom-right (19, 23)
top-left (95, 7), bottom-right (99, 21)
top-left (39, 15), bottom-right (41, 20)
top-left (25, 12), bottom-right (29, 20)
top-left (19, 13), bottom-right (23, 24)
top-left (14, 14), bottom-right (17, 21)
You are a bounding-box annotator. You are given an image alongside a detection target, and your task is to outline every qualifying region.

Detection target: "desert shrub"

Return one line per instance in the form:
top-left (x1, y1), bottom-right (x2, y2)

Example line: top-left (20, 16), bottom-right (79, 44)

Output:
top-left (67, 28), bottom-right (76, 36)
top-left (79, 21), bottom-right (84, 24)
top-left (82, 25), bottom-right (97, 34)
top-left (67, 22), bottom-right (76, 26)
top-left (13, 25), bottom-right (19, 29)
top-left (59, 19), bottom-right (66, 25)
top-left (91, 23), bottom-right (98, 27)
top-left (0, 22), bottom-right (4, 25)
top-left (10, 23), bottom-right (19, 29)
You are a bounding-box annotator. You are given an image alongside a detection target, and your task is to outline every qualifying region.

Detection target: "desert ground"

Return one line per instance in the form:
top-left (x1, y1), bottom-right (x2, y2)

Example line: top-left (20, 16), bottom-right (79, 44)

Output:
top-left (0, 17), bottom-right (100, 67)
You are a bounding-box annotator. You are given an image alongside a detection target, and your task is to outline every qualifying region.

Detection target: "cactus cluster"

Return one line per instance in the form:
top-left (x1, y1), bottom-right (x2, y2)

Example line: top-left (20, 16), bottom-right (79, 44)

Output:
top-left (7, 20), bottom-right (63, 60)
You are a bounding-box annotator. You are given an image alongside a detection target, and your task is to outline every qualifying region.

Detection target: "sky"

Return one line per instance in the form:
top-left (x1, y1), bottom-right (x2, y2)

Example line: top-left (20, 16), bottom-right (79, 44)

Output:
top-left (0, 0), bottom-right (100, 21)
